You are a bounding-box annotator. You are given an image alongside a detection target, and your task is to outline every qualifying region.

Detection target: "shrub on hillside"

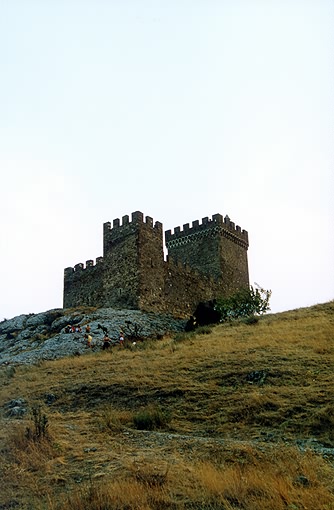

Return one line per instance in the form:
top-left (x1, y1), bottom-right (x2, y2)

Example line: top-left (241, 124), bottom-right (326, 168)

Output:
top-left (133, 404), bottom-right (171, 431)
top-left (215, 285), bottom-right (272, 322)
top-left (25, 406), bottom-right (49, 442)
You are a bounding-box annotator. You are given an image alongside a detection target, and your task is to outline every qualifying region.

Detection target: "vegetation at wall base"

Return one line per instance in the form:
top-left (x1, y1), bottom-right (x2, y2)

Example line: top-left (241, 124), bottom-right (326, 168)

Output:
top-left (0, 301), bottom-right (333, 509)
top-left (216, 285), bottom-right (272, 322)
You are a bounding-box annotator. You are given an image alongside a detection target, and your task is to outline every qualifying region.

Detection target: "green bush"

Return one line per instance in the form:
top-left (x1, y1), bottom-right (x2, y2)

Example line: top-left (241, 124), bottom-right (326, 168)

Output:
top-left (215, 285), bottom-right (271, 322)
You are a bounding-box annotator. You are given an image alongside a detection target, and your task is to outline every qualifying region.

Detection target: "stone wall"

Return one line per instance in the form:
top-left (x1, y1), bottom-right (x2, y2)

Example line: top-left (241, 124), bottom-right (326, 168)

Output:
top-left (162, 259), bottom-right (220, 317)
top-left (63, 259), bottom-right (105, 309)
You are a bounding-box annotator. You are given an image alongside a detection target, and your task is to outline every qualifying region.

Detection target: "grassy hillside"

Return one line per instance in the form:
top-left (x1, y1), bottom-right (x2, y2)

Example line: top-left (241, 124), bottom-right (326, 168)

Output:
top-left (0, 302), bottom-right (333, 509)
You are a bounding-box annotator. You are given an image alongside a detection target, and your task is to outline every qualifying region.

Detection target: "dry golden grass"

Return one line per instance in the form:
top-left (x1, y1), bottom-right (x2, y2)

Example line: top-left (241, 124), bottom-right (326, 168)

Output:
top-left (0, 301), bottom-right (333, 509)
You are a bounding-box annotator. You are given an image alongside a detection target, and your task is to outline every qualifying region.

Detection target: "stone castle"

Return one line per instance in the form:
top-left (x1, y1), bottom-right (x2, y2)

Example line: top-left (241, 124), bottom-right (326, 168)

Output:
top-left (63, 211), bottom-right (249, 317)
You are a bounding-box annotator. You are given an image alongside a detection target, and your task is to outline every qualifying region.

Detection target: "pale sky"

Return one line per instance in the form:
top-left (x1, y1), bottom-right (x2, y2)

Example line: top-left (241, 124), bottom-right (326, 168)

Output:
top-left (1, 0), bottom-right (333, 320)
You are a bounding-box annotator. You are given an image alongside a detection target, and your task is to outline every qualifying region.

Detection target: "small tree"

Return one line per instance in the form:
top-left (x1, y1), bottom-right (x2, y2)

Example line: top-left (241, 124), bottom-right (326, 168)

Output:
top-left (25, 405), bottom-right (49, 442)
top-left (215, 285), bottom-right (272, 322)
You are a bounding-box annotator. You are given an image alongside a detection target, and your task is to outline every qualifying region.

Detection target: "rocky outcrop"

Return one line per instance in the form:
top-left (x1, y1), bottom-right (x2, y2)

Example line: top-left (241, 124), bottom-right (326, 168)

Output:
top-left (0, 308), bottom-right (186, 365)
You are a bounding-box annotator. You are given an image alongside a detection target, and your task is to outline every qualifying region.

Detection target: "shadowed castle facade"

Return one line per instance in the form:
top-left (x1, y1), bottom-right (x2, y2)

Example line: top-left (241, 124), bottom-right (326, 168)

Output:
top-left (63, 211), bottom-right (249, 317)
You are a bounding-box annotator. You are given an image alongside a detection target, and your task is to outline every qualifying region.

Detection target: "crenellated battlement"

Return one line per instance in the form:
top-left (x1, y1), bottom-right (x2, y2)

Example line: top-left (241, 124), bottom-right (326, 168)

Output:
top-left (104, 211), bottom-right (162, 237)
top-left (165, 213), bottom-right (248, 249)
top-left (64, 257), bottom-right (104, 277)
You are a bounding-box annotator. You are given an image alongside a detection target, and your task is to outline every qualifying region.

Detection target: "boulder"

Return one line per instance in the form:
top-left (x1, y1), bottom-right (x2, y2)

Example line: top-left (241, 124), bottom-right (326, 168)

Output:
top-left (4, 398), bottom-right (28, 418)
top-left (0, 307), bottom-right (187, 365)
top-left (0, 315), bottom-right (29, 334)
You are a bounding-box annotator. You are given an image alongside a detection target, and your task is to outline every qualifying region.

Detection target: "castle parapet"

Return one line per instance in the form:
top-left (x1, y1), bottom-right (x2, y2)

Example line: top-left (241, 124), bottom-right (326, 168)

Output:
top-left (154, 220), bottom-right (163, 233)
top-left (146, 216), bottom-right (153, 227)
top-left (103, 211), bottom-right (163, 256)
top-left (104, 211), bottom-right (163, 236)
top-left (132, 211), bottom-right (143, 223)
top-left (212, 213), bottom-right (223, 225)
top-left (64, 257), bottom-right (105, 276)
top-left (165, 213), bottom-right (248, 249)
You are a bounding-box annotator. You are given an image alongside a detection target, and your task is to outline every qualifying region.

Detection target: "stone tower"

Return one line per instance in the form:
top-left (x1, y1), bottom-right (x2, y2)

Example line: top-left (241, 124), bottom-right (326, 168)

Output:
top-left (165, 213), bottom-right (249, 297)
top-left (103, 211), bottom-right (165, 310)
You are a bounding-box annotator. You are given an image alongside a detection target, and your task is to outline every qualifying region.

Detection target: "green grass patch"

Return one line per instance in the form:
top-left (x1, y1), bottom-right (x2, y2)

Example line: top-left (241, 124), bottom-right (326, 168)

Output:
top-left (132, 404), bottom-right (171, 431)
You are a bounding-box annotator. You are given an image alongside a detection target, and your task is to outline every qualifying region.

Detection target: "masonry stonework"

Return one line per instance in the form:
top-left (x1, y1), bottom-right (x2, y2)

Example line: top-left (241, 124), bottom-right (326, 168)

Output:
top-left (63, 211), bottom-right (249, 317)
